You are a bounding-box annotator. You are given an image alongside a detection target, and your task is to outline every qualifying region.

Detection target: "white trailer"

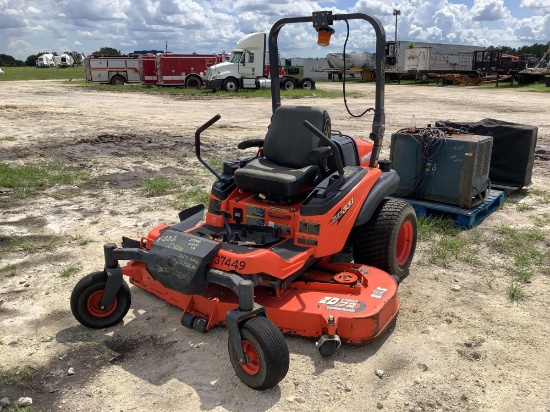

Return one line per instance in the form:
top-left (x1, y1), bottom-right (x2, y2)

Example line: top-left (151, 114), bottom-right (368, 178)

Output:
top-left (84, 55), bottom-right (141, 85)
top-left (59, 53), bottom-right (75, 67)
top-left (405, 46), bottom-right (485, 73)
top-left (385, 41), bottom-right (484, 75)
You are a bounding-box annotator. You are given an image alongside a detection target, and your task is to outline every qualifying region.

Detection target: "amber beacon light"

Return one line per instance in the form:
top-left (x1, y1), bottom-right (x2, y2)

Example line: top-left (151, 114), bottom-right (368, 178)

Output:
top-left (316, 27), bottom-right (335, 47)
top-left (313, 11), bottom-right (336, 47)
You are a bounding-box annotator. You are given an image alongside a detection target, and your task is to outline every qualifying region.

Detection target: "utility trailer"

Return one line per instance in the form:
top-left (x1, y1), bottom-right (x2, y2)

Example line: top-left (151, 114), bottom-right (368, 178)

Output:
top-left (385, 41), bottom-right (484, 79)
top-left (84, 55), bottom-right (141, 85)
top-left (405, 46), bottom-right (483, 74)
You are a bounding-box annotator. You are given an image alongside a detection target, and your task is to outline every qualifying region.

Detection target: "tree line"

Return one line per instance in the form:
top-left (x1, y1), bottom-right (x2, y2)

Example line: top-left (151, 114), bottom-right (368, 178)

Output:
top-left (487, 42), bottom-right (549, 57)
top-left (1, 42), bottom-right (548, 68)
top-left (0, 47), bottom-right (122, 67)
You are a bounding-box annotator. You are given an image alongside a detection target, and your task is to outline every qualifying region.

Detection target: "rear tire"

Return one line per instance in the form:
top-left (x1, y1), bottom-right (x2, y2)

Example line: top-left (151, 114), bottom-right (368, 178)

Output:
top-left (185, 75), bottom-right (202, 89)
top-left (299, 78), bottom-right (315, 90)
top-left (111, 75), bottom-right (125, 86)
top-left (352, 199), bottom-right (417, 280)
top-left (228, 316), bottom-right (289, 390)
top-left (281, 78), bottom-right (295, 90)
top-left (70, 272), bottom-right (131, 329)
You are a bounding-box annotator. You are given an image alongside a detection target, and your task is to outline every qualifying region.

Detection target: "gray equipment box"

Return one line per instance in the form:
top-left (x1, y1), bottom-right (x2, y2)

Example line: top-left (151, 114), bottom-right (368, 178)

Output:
top-left (390, 132), bottom-right (493, 209)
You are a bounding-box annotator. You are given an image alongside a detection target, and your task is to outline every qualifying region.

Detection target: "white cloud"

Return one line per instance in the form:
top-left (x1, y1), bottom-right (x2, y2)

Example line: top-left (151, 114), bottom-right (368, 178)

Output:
top-left (0, 1), bottom-right (548, 61)
top-left (520, 0), bottom-right (550, 8)
top-left (470, 0), bottom-right (511, 21)
top-left (515, 14), bottom-right (550, 40)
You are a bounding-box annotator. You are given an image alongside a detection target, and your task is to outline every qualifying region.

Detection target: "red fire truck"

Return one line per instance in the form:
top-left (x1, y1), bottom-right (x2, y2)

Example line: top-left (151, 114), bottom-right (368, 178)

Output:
top-left (139, 53), bottom-right (227, 88)
top-left (84, 55), bottom-right (142, 85)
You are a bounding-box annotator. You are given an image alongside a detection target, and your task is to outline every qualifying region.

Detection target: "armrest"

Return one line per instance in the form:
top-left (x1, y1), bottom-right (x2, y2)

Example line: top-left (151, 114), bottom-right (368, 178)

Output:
top-left (237, 139), bottom-right (264, 150)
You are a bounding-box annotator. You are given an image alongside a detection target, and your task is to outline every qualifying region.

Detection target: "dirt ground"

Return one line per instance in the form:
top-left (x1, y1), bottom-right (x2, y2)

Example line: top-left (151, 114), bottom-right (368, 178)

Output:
top-left (0, 80), bottom-right (549, 412)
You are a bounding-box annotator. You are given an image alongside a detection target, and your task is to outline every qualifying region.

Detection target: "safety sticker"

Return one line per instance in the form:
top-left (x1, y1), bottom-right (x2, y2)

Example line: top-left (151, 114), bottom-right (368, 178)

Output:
top-left (317, 296), bottom-right (366, 313)
top-left (371, 287), bottom-right (388, 299)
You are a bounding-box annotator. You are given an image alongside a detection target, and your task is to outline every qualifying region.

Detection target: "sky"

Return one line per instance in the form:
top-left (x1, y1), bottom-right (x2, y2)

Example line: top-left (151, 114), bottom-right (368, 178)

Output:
top-left (1, 0), bottom-right (549, 61)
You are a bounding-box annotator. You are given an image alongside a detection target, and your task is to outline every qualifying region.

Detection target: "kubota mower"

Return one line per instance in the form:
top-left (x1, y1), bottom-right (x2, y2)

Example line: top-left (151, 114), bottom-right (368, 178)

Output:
top-left (70, 11), bottom-right (418, 390)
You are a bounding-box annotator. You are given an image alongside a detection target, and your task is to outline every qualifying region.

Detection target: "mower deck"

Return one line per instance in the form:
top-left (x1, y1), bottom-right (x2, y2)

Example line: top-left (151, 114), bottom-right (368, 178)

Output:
top-left (123, 259), bottom-right (399, 345)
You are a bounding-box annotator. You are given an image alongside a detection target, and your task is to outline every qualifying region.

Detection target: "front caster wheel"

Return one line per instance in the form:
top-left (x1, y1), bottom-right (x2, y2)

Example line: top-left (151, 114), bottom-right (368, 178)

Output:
top-left (228, 316), bottom-right (289, 390)
top-left (70, 271), bottom-right (131, 329)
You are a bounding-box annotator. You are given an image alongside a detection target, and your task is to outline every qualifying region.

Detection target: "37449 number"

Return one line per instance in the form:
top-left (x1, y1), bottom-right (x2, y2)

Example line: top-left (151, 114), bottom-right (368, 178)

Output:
top-left (212, 256), bottom-right (246, 270)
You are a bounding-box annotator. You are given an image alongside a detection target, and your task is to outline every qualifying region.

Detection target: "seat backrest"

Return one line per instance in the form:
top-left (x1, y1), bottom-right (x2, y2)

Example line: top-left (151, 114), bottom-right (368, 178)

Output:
top-left (263, 105), bottom-right (331, 169)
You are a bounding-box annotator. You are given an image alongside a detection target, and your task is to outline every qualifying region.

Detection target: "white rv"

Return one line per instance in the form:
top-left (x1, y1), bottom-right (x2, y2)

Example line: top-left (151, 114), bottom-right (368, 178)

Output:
top-left (36, 54), bottom-right (56, 67)
top-left (59, 53), bottom-right (75, 67)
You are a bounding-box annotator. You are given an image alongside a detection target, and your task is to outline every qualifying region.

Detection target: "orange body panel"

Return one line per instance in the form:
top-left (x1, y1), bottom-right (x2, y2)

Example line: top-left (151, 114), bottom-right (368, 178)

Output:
top-left (355, 139), bottom-right (375, 167)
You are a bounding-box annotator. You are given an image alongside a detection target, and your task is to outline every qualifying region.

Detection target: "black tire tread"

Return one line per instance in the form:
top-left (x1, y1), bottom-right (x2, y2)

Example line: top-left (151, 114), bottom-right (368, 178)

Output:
top-left (352, 198), bottom-right (417, 278)
top-left (70, 271), bottom-right (131, 329)
top-left (228, 316), bottom-right (289, 390)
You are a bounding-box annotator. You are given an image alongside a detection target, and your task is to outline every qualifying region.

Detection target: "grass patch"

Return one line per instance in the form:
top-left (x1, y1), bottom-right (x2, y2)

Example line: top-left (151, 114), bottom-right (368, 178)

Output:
top-left (514, 267), bottom-right (534, 283)
top-left (2, 234), bottom-right (61, 253)
top-left (0, 162), bottom-right (89, 197)
top-left (530, 187), bottom-right (550, 204)
top-left (478, 81), bottom-right (550, 93)
top-left (138, 175), bottom-right (180, 197)
top-left (4, 406), bottom-right (33, 412)
top-left (59, 262), bottom-right (82, 277)
top-left (0, 66), bottom-right (83, 81)
top-left (516, 203), bottom-right (533, 212)
top-left (0, 366), bottom-right (34, 386)
top-left (75, 81), bottom-right (344, 98)
top-left (70, 234), bottom-right (92, 246)
top-left (0, 136), bottom-right (16, 142)
top-left (417, 216), bottom-right (547, 300)
top-left (3, 263), bottom-right (17, 277)
top-left (172, 186), bottom-right (210, 210)
top-left (417, 216), bottom-right (460, 241)
top-left (206, 157), bottom-right (225, 172)
top-left (508, 281), bottom-right (526, 303)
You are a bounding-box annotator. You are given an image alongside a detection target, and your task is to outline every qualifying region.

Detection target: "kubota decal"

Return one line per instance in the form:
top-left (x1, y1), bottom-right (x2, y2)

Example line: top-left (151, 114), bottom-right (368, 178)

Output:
top-left (330, 197), bottom-right (354, 225)
top-left (317, 296), bottom-right (366, 313)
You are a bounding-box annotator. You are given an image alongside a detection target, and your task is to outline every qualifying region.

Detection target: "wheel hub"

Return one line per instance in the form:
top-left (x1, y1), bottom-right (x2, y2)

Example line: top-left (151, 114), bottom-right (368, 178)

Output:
top-left (87, 290), bottom-right (117, 318)
top-left (396, 221), bottom-right (414, 266)
top-left (239, 340), bottom-right (260, 375)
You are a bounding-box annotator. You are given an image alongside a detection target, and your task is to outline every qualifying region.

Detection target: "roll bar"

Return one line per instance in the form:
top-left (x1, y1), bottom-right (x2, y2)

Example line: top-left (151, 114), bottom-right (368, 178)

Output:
top-left (268, 11), bottom-right (386, 167)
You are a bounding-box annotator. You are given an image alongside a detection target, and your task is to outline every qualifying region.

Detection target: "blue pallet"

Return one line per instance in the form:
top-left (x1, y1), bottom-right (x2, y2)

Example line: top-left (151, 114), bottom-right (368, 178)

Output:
top-left (393, 190), bottom-right (505, 229)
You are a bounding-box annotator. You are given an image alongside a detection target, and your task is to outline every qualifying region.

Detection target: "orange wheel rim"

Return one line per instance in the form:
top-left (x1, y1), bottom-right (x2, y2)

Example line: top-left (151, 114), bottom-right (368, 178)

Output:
top-left (240, 340), bottom-right (260, 375)
top-left (87, 290), bottom-right (117, 318)
top-left (396, 221), bottom-right (414, 266)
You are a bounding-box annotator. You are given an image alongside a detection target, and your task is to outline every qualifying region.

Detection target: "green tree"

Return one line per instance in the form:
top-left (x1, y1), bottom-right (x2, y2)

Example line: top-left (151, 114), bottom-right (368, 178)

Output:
top-left (0, 54), bottom-right (24, 67)
top-left (25, 54), bottom-right (38, 66)
top-left (92, 47), bottom-right (123, 56)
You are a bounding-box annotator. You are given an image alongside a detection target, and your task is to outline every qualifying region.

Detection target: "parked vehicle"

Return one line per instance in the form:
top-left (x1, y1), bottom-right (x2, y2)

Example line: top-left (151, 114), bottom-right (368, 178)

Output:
top-left (140, 53), bottom-right (225, 88)
top-left (385, 41), bottom-right (484, 78)
top-left (205, 32), bottom-right (315, 91)
top-left (36, 54), bottom-right (56, 67)
top-left (84, 55), bottom-right (141, 85)
top-left (58, 53), bottom-right (75, 67)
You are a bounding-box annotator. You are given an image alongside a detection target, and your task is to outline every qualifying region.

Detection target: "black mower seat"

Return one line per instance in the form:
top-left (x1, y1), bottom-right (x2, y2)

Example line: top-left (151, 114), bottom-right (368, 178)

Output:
top-left (234, 105), bottom-right (331, 198)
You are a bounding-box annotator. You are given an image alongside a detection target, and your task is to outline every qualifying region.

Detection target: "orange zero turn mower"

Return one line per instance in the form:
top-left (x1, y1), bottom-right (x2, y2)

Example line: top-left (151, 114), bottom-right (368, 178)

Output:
top-left (70, 11), bottom-right (417, 390)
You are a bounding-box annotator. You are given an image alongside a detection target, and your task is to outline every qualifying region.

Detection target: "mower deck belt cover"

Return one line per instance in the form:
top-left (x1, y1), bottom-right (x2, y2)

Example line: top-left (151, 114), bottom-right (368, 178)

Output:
top-left (146, 229), bottom-right (222, 295)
